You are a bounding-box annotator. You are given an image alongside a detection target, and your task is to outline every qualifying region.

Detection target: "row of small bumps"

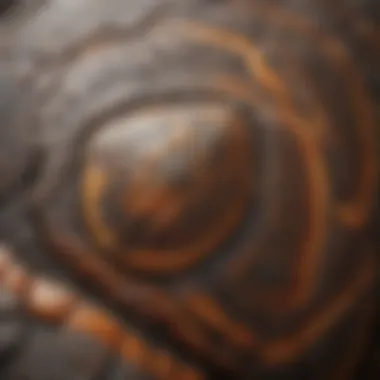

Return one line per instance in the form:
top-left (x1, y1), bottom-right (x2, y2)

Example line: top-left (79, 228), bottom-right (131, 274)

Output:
top-left (0, 245), bottom-right (204, 380)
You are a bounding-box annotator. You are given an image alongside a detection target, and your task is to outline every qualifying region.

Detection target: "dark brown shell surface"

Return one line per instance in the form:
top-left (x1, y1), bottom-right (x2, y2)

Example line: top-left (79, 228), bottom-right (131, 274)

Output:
top-left (0, 0), bottom-right (379, 379)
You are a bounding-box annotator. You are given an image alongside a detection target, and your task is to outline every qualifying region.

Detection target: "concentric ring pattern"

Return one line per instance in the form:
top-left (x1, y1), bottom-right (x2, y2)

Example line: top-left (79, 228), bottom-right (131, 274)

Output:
top-left (17, 0), bottom-right (379, 378)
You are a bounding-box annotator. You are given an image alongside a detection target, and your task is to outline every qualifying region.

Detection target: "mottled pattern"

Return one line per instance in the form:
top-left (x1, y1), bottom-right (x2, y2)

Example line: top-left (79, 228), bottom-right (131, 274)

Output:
top-left (0, 0), bottom-right (378, 379)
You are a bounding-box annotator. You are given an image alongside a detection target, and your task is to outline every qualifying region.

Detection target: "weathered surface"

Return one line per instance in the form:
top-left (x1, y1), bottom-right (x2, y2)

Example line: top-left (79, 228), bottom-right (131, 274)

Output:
top-left (0, 0), bottom-right (379, 379)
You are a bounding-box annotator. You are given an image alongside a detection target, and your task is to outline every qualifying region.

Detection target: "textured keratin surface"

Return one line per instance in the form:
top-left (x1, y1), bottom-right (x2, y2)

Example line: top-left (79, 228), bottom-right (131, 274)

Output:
top-left (0, 0), bottom-right (379, 379)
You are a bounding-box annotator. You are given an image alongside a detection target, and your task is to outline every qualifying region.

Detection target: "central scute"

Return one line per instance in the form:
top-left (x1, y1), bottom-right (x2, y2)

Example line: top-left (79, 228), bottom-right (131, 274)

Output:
top-left (82, 103), bottom-right (253, 272)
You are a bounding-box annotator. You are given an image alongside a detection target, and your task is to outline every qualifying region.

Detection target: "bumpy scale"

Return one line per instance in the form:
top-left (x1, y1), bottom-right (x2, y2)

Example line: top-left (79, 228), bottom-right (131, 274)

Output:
top-left (0, 0), bottom-right (378, 379)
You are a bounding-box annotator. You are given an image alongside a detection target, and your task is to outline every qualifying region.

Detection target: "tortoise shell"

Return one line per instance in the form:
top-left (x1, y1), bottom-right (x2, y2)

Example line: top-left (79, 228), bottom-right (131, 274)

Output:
top-left (0, 0), bottom-right (378, 379)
